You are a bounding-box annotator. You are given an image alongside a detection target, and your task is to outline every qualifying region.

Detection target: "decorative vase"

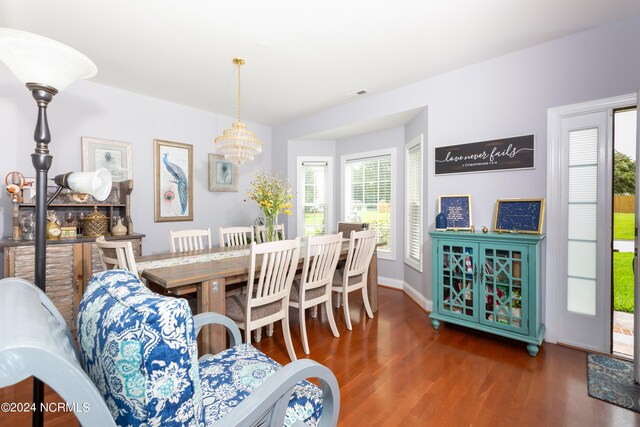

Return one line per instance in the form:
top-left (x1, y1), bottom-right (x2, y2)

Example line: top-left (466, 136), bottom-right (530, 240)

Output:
top-left (264, 212), bottom-right (278, 242)
top-left (435, 212), bottom-right (447, 231)
top-left (112, 218), bottom-right (127, 236)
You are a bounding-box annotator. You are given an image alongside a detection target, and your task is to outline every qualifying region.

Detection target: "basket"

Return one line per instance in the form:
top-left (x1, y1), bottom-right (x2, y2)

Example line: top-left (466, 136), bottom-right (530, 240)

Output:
top-left (82, 206), bottom-right (109, 237)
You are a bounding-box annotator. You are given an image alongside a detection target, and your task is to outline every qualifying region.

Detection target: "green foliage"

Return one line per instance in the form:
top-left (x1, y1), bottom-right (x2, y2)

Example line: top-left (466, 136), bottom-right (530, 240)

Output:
top-left (614, 150), bottom-right (636, 195)
top-left (247, 171), bottom-right (293, 217)
top-left (614, 251), bottom-right (634, 313)
top-left (614, 212), bottom-right (635, 241)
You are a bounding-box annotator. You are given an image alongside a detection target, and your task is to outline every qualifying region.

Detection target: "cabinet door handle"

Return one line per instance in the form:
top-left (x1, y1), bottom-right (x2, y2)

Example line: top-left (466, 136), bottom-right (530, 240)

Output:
top-left (474, 263), bottom-right (478, 282)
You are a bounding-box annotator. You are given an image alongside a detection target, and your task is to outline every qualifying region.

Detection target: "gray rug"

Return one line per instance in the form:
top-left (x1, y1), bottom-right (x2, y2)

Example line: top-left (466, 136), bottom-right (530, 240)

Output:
top-left (587, 353), bottom-right (640, 412)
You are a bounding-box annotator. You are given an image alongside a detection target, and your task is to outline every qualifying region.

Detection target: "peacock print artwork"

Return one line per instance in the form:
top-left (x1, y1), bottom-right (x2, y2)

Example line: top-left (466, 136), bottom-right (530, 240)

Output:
top-left (162, 152), bottom-right (188, 214)
top-left (154, 139), bottom-right (193, 222)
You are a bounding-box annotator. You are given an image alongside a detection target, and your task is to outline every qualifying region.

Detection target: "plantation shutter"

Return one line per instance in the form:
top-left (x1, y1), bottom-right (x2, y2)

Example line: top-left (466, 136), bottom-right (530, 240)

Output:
top-left (405, 138), bottom-right (422, 270)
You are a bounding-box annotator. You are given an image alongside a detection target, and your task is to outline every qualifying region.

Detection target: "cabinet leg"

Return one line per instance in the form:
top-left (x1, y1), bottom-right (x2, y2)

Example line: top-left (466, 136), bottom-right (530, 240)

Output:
top-left (431, 319), bottom-right (440, 330)
top-left (526, 344), bottom-right (539, 357)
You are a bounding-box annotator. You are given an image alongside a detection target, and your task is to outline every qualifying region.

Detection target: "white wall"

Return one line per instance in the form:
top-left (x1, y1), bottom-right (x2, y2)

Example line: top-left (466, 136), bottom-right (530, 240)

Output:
top-left (273, 14), bottom-right (640, 302)
top-left (0, 72), bottom-right (272, 260)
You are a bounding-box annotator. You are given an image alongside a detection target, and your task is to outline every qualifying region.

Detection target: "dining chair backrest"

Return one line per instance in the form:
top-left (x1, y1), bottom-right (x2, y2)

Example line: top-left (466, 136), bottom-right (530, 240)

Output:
top-left (95, 236), bottom-right (138, 276)
top-left (169, 228), bottom-right (212, 253)
top-left (253, 224), bottom-right (286, 244)
top-left (301, 232), bottom-right (343, 294)
top-left (290, 232), bottom-right (343, 355)
top-left (344, 229), bottom-right (378, 279)
top-left (218, 226), bottom-right (253, 248)
top-left (247, 238), bottom-right (300, 316)
top-left (337, 221), bottom-right (367, 236)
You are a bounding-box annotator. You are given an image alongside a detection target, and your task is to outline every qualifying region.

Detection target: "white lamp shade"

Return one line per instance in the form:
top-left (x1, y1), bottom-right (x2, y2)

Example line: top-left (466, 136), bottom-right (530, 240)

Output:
top-left (66, 168), bottom-right (112, 201)
top-left (0, 28), bottom-right (97, 91)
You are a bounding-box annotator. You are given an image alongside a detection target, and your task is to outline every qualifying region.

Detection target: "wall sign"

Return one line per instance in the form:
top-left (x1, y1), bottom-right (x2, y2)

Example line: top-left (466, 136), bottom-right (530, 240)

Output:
top-left (434, 135), bottom-right (534, 175)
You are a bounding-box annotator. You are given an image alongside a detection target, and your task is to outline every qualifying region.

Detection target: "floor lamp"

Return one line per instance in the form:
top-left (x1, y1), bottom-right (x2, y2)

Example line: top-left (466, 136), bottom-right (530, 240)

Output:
top-left (0, 28), bottom-right (97, 427)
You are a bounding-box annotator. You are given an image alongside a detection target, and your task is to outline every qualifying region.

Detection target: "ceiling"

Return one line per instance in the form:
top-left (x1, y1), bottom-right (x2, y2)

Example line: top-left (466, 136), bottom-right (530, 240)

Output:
top-left (1, 0), bottom-right (639, 126)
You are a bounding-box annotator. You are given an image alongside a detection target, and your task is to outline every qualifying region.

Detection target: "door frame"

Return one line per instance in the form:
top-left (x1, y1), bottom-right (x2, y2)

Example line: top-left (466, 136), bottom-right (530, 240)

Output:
top-left (546, 93), bottom-right (636, 347)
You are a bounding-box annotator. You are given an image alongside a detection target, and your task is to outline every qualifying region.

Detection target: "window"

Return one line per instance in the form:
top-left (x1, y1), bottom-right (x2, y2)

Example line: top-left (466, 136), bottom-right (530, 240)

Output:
top-left (342, 148), bottom-right (396, 259)
top-left (405, 135), bottom-right (423, 271)
top-left (297, 157), bottom-right (333, 237)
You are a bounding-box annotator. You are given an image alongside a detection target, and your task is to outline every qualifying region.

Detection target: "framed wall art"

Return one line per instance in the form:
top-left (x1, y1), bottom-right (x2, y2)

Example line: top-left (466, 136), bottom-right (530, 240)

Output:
top-left (208, 154), bottom-right (237, 192)
top-left (81, 137), bottom-right (132, 182)
top-left (434, 134), bottom-right (534, 175)
top-left (493, 198), bottom-right (545, 234)
top-left (438, 195), bottom-right (472, 230)
top-left (154, 139), bottom-right (193, 222)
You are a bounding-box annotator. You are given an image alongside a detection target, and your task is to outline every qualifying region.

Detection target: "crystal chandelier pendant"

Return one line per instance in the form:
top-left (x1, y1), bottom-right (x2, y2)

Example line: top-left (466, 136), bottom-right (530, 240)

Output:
top-left (215, 58), bottom-right (263, 165)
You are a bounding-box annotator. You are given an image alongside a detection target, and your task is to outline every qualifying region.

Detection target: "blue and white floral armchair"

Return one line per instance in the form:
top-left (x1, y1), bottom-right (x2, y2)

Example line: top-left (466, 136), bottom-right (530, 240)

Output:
top-left (0, 270), bottom-right (340, 427)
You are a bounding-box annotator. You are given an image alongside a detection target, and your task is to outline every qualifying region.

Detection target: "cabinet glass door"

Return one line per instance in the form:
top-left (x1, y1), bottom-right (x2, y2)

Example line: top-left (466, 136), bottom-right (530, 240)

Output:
top-left (439, 242), bottom-right (477, 321)
top-left (479, 244), bottom-right (527, 333)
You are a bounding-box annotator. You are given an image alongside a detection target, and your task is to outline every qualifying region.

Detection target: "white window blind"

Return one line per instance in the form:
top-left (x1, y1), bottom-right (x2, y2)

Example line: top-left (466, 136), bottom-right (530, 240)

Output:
top-left (566, 127), bottom-right (598, 316)
top-left (297, 160), bottom-right (330, 237)
top-left (405, 136), bottom-right (423, 271)
top-left (344, 154), bottom-right (392, 255)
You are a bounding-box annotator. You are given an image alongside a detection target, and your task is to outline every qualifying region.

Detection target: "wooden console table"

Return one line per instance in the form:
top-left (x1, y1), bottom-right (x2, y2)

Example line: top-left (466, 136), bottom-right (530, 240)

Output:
top-left (0, 233), bottom-right (145, 333)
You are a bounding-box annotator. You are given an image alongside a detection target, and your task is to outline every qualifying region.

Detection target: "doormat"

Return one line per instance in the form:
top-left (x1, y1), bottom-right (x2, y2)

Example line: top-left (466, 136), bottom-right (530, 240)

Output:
top-left (587, 353), bottom-right (640, 412)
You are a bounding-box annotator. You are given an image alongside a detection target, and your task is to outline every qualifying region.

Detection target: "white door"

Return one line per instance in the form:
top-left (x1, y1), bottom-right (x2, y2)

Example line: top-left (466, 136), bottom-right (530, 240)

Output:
top-left (557, 111), bottom-right (611, 351)
top-left (634, 96), bottom-right (640, 382)
top-left (547, 94), bottom-right (635, 352)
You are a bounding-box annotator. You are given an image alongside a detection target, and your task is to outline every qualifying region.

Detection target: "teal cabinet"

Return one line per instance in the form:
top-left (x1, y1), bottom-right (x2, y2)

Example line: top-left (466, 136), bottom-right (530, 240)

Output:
top-left (430, 231), bottom-right (545, 356)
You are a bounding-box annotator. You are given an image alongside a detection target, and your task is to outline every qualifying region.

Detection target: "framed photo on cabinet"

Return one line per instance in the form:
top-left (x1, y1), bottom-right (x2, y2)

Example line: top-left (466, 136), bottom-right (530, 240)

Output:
top-left (438, 195), bottom-right (472, 230)
top-left (493, 198), bottom-right (545, 234)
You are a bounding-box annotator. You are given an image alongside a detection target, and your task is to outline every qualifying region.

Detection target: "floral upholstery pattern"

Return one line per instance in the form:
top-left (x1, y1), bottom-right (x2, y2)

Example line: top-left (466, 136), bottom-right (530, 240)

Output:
top-left (199, 344), bottom-right (322, 426)
top-left (77, 269), bottom-right (324, 427)
top-left (77, 270), bottom-right (203, 426)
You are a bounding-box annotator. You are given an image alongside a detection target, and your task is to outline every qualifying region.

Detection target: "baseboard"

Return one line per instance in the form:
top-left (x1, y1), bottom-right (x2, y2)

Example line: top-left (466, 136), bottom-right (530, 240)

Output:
top-left (377, 277), bottom-right (433, 313)
top-left (401, 281), bottom-right (432, 312)
top-left (378, 276), bottom-right (403, 289)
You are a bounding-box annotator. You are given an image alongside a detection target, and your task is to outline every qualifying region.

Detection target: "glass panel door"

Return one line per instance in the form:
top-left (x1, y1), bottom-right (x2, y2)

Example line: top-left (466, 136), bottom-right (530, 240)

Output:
top-left (439, 242), bottom-right (477, 321)
top-left (480, 244), bottom-right (528, 334)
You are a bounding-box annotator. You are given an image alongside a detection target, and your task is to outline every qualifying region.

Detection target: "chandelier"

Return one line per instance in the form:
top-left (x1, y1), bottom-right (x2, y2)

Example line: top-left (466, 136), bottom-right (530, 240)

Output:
top-left (215, 57), bottom-right (262, 165)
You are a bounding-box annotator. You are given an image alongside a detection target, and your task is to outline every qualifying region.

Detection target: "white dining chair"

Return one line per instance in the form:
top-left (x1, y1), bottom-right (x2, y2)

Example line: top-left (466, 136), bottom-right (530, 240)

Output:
top-left (225, 238), bottom-right (301, 362)
top-left (218, 226), bottom-right (253, 248)
top-left (169, 228), bottom-right (212, 253)
top-left (95, 236), bottom-right (138, 276)
top-left (290, 232), bottom-right (342, 355)
top-left (332, 229), bottom-right (377, 330)
top-left (253, 223), bottom-right (286, 243)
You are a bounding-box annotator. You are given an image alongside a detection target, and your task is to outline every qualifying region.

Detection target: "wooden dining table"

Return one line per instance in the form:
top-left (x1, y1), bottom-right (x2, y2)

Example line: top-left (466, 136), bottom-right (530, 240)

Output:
top-left (136, 240), bottom-right (381, 354)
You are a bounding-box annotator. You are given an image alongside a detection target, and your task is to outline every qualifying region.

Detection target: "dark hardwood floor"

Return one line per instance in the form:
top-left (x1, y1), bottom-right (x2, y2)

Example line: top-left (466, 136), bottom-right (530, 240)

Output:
top-left (2, 286), bottom-right (640, 426)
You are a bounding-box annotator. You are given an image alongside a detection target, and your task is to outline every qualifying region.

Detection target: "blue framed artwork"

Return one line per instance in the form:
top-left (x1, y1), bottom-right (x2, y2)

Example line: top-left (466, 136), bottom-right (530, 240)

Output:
top-left (438, 195), bottom-right (472, 230)
top-left (493, 198), bottom-right (545, 234)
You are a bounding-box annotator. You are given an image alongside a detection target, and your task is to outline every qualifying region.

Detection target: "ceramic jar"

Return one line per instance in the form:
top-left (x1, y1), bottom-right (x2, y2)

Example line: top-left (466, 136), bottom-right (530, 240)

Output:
top-left (112, 218), bottom-right (127, 236)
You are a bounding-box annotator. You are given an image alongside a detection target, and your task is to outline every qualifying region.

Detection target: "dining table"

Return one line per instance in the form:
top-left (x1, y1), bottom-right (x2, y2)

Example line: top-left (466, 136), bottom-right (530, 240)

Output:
top-left (135, 240), bottom-right (382, 355)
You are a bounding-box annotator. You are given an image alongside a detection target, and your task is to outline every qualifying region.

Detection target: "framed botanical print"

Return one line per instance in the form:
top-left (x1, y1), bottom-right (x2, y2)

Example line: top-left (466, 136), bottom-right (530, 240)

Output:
top-left (81, 137), bottom-right (132, 182)
top-left (208, 154), bottom-right (237, 192)
top-left (154, 139), bottom-right (193, 222)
